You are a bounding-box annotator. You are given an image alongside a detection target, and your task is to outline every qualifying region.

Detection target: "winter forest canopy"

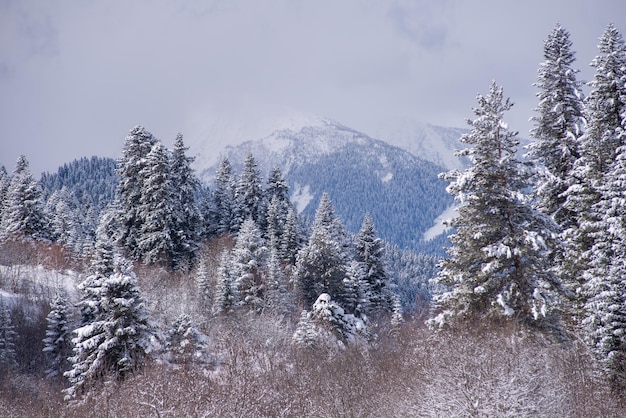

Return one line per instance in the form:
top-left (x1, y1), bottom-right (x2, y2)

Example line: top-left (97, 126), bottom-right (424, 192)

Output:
top-left (1, 23), bottom-right (626, 415)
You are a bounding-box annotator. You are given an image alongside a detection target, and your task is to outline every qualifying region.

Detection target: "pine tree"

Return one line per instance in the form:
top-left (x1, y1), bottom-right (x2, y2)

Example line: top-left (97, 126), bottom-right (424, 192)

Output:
top-left (280, 207), bottom-right (300, 265)
top-left (0, 155), bottom-right (48, 241)
top-left (233, 153), bottom-right (263, 230)
top-left (261, 167), bottom-right (290, 235)
top-left (0, 165), bottom-right (10, 222)
top-left (43, 294), bottom-right (72, 379)
top-left (265, 247), bottom-right (292, 315)
top-left (213, 251), bottom-right (237, 314)
top-left (0, 297), bottom-right (17, 370)
top-left (196, 260), bottom-right (212, 311)
top-left (292, 293), bottom-right (369, 351)
top-left (64, 269), bottom-right (156, 399)
top-left (164, 313), bottom-right (211, 368)
top-left (208, 157), bottom-right (237, 235)
top-left (170, 133), bottom-right (201, 270)
top-left (136, 142), bottom-right (176, 266)
top-left (294, 194), bottom-right (349, 307)
top-left (116, 126), bottom-right (157, 259)
top-left (528, 24), bottom-right (585, 228)
top-left (230, 218), bottom-right (268, 311)
top-left (562, 24), bottom-right (626, 322)
top-left (354, 214), bottom-right (393, 314)
top-left (429, 82), bottom-right (561, 330)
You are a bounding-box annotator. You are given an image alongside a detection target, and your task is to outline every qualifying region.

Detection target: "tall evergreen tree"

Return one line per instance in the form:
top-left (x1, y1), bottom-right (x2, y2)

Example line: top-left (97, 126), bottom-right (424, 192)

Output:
top-left (528, 24), bottom-right (585, 228)
top-left (230, 218), bottom-right (268, 311)
top-left (64, 269), bottom-right (156, 399)
top-left (0, 155), bottom-right (48, 241)
top-left (429, 82), bottom-right (561, 330)
top-left (0, 165), bottom-right (9, 221)
top-left (136, 142), bottom-right (176, 266)
top-left (170, 133), bottom-right (201, 270)
top-left (234, 153), bottom-right (263, 230)
top-left (208, 157), bottom-right (237, 235)
top-left (0, 297), bottom-right (17, 371)
top-left (354, 214), bottom-right (393, 313)
top-left (294, 194), bottom-right (350, 307)
top-left (42, 294), bottom-right (72, 379)
top-left (116, 126), bottom-right (157, 259)
top-left (280, 207), bottom-right (300, 265)
top-left (213, 251), bottom-right (237, 315)
top-left (562, 24), bottom-right (626, 321)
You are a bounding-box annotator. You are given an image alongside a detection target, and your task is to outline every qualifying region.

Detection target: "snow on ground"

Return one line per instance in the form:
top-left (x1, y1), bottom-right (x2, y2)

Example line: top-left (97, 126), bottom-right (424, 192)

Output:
top-left (423, 205), bottom-right (458, 241)
top-left (381, 172), bottom-right (393, 183)
top-left (0, 264), bottom-right (81, 302)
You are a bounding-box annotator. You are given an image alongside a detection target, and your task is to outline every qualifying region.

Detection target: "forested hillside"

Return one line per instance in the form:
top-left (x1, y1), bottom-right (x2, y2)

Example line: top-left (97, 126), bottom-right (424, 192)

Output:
top-left (1, 22), bottom-right (626, 417)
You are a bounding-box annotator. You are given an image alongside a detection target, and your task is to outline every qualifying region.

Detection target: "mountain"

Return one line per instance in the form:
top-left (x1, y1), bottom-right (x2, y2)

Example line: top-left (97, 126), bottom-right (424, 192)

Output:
top-left (199, 118), bottom-right (454, 252)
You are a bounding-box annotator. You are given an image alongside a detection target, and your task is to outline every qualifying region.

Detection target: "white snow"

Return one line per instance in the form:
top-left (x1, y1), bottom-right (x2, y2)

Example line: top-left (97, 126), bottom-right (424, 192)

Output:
top-left (381, 172), bottom-right (393, 183)
top-left (291, 183), bottom-right (314, 213)
top-left (423, 205), bottom-right (458, 241)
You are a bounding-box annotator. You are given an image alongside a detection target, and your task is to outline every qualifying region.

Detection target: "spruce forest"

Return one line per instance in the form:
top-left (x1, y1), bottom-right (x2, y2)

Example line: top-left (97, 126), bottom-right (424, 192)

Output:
top-left (2, 23), bottom-right (626, 416)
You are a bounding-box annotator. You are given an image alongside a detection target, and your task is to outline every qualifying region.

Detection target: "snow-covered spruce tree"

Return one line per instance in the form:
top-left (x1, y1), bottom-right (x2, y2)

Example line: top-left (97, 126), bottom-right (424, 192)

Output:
top-left (207, 157), bottom-right (237, 236)
top-left (280, 207), bottom-right (300, 265)
top-left (164, 313), bottom-right (212, 369)
top-left (233, 153), bottom-right (263, 231)
top-left (354, 214), bottom-right (393, 314)
top-left (213, 251), bottom-right (237, 315)
top-left (0, 165), bottom-right (10, 222)
top-left (527, 24), bottom-right (585, 228)
top-left (262, 166), bottom-right (291, 237)
top-left (581, 136), bottom-right (626, 386)
top-left (0, 155), bottom-right (48, 241)
top-left (230, 218), bottom-right (268, 311)
top-left (116, 126), bottom-right (157, 259)
top-left (294, 194), bottom-right (351, 308)
top-left (429, 82), bottom-right (561, 330)
top-left (265, 247), bottom-right (293, 315)
top-left (0, 297), bottom-right (17, 371)
top-left (170, 133), bottom-right (202, 270)
top-left (196, 260), bottom-right (212, 310)
top-left (136, 142), bottom-right (176, 266)
top-left (292, 293), bottom-right (369, 351)
top-left (562, 24), bottom-right (626, 322)
top-left (64, 268), bottom-right (156, 399)
top-left (42, 293), bottom-right (72, 379)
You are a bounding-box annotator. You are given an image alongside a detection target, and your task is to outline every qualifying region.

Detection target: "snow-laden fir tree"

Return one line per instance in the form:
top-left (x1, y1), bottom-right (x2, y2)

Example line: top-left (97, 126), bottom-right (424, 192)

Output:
top-left (42, 293), bottom-right (72, 379)
top-left (233, 153), bottom-right (263, 231)
top-left (581, 131), bottom-right (626, 387)
top-left (280, 207), bottom-right (300, 265)
top-left (64, 267), bottom-right (156, 399)
top-left (136, 142), bottom-right (176, 266)
top-left (116, 126), bottom-right (157, 259)
top-left (0, 297), bottom-right (17, 371)
top-left (292, 293), bottom-right (369, 351)
top-left (213, 251), bottom-right (237, 315)
top-left (0, 165), bottom-right (10, 221)
top-left (196, 260), bottom-right (212, 310)
top-left (562, 24), bottom-right (626, 322)
top-left (354, 214), bottom-right (393, 314)
top-left (265, 247), bottom-right (293, 315)
top-left (429, 82), bottom-right (561, 330)
top-left (294, 193), bottom-right (351, 308)
top-left (170, 133), bottom-right (201, 270)
top-left (208, 157), bottom-right (237, 235)
top-left (164, 313), bottom-right (212, 369)
top-left (527, 24), bottom-right (585, 228)
top-left (261, 166), bottom-right (291, 237)
top-left (0, 155), bottom-right (48, 241)
top-left (230, 218), bottom-right (268, 311)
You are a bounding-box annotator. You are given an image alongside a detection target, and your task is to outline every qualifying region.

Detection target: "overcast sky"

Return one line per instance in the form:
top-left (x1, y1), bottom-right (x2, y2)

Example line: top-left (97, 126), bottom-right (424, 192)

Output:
top-left (1, 0), bottom-right (624, 176)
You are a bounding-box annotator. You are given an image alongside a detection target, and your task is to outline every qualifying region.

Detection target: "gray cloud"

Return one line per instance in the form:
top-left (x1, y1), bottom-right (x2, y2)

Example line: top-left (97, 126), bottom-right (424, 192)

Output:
top-left (0, 0), bottom-right (624, 175)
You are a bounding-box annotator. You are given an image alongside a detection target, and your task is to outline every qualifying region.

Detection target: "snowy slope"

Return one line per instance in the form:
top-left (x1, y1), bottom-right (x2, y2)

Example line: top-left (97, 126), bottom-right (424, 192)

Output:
top-left (198, 119), bottom-right (454, 251)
